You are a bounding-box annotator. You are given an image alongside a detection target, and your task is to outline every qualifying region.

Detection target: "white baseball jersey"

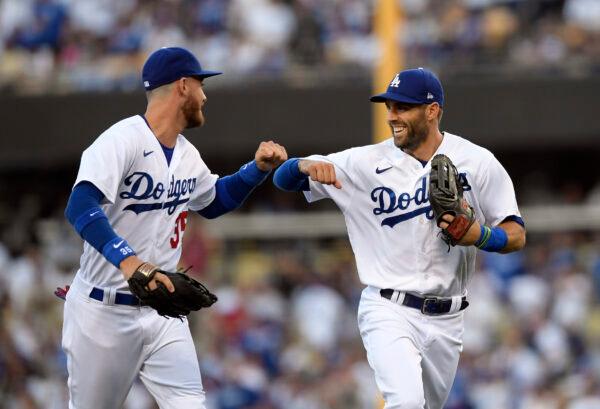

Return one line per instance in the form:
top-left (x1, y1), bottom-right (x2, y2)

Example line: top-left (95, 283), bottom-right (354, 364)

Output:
top-left (304, 132), bottom-right (521, 297)
top-left (74, 115), bottom-right (218, 290)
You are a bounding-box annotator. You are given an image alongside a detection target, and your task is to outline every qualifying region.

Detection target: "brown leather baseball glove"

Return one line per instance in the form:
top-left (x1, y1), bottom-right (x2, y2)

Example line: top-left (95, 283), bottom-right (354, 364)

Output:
top-left (429, 154), bottom-right (476, 246)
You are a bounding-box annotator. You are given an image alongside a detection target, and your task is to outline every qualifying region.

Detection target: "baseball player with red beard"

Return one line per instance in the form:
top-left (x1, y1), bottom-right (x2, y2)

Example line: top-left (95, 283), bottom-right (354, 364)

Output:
top-left (61, 47), bottom-right (287, 408)
top-left (273, 68), bottom-right (526, 409)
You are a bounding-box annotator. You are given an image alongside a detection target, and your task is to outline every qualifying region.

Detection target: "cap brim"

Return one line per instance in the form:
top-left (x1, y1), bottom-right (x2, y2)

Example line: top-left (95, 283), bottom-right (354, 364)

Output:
top-left (369, 92), bottom-right (424, 104)
top-left (193, 70), bottom-right (222, 79)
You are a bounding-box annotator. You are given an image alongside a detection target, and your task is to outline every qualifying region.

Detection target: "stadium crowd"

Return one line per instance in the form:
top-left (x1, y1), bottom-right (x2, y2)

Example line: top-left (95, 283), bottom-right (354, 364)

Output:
top-left (1, 1), bottom-right (600, 407)
top-left (0, 192), bottom-right (599, 408)
top-left (0, 0), bottom-right (599, 94)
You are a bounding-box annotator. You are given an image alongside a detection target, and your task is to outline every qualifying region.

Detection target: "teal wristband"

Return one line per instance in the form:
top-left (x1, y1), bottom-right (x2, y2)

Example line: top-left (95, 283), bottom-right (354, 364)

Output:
top-left (475, 225), bottom-right (491, 248)
top-left (476, 226), bottom-right (508, 252)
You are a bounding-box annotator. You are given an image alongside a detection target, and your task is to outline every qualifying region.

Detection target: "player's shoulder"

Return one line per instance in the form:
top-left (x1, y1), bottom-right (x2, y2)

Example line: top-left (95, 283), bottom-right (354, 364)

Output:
top-left (96, 115), bottom-right (146, 142)
top-left (81, 116), bottom-right (144, 158)
top-left (442, 132), bottom-right (507, 185)
top-left (443, 132), bottom-right (495, 163)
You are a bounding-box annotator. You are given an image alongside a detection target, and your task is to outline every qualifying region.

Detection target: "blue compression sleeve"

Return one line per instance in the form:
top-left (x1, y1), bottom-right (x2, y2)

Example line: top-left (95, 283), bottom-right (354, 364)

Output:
top-left (65, 181), bottom-right (104, 221)
top-left (65, 182), bottom-right (136, 267)
top-left (198, 161), bottom-right (270, 219)
top-left (273, 158), bottom-right (309, 191)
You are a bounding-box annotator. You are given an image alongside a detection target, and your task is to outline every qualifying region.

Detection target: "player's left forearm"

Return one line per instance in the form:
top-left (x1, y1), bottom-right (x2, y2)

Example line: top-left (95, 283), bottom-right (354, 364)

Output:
top-left (198, 161), bottom-right (269, 219)
top-left (497, 220), bottom-right (526, 253)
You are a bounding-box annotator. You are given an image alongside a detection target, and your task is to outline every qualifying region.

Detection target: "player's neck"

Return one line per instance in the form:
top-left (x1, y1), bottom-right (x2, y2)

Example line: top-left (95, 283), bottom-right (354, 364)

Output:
top-left (405, 130), bottom-right (444, 162)
top-left (143, 107), bottom-right (182, 148)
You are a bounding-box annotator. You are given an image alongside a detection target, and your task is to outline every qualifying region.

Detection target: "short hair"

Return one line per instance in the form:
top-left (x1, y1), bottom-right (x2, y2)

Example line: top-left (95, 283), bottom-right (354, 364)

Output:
top-left (145, 82), bottom-right (174, 101)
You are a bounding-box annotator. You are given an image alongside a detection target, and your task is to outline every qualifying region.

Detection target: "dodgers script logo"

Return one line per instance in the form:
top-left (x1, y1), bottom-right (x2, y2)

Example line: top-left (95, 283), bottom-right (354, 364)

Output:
top-left (371, 174), bottom-right (471, 228)
top-left (119, 172), bottom-right (197, 215)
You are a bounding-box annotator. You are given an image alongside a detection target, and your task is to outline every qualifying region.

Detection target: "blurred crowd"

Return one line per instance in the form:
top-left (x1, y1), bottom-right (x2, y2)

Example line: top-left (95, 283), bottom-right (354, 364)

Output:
top-left (0, 0), bottom-right (599, 94)
top-left (1, 2), bottom-right (599, 407)
top-left (0, 202), bottom-right (599, 408)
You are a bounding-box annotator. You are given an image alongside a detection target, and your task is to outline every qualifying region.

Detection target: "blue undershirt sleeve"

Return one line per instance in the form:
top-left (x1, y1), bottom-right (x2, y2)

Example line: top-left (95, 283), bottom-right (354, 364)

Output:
top-left (65, 182), bottom-right (120, 254)
top-left (198, 161), bottom-right (270, 219)
top-left (502, 215), bottom-right (525, 228)
top-left (273, 158), bottom-right (309, 192)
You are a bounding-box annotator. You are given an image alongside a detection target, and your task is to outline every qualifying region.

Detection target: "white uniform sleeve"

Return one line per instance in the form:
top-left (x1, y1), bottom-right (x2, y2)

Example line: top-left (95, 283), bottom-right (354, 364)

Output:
top-left (74, 129), bottom-right (136, 204)
top-left (302, 149), bottom-right (357, 212)
top-left (477, 153), bottom-right (521, 227)
top-left (187, 153), bottom-right (218, 211)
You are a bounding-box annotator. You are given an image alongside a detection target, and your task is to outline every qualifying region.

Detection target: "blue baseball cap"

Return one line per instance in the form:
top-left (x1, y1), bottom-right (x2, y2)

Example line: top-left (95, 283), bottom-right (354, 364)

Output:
top-left (370, 68), bottom-right (444, 107)
top-left (142, 47), bottom-right (222, 91)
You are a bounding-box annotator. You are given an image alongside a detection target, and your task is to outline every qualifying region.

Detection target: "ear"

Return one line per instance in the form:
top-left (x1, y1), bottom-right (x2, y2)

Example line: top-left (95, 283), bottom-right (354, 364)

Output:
top-left (175, 77), bottom-right (188, 96)
top-left (427, 103), bottom-right (440, 121)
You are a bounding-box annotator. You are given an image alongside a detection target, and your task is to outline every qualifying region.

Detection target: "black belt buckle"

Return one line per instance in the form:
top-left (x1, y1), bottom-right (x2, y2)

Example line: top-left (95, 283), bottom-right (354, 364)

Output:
top-left (421, 297), bottom-right (444, 315)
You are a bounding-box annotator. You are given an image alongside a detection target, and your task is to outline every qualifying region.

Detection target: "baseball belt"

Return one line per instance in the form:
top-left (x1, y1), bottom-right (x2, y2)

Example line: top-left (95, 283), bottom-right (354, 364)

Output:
top-left (380, 289), bottom-right (469, 315)
top-left (89, 287), bottom-right (141, 306)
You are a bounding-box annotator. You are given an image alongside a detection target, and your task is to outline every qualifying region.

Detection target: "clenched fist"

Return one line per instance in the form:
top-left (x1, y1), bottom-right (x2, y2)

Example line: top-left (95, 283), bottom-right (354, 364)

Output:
top-left (255, 141), bottom-right (288, 171)
top-left (298, 159), bottom-right (342, 189)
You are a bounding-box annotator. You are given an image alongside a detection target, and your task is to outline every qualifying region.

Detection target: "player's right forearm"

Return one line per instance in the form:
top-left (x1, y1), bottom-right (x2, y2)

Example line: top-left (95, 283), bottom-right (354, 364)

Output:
top-left (119, 255), bottom-right (144, 279)
top-left (65, 182), bottom-right (137, 271)
top-left (273, 158), bottom-right (309, 191)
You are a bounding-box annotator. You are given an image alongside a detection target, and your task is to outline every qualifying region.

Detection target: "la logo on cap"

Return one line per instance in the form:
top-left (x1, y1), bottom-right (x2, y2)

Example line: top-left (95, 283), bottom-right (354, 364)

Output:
top-left (390, 74), bottom-right (401, 88)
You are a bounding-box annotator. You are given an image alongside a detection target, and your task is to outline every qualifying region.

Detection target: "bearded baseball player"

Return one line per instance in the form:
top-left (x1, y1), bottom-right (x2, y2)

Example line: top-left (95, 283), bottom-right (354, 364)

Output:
top-left (60, 47), bottom-right (287, 408)
top-left (273, 68), bottom-right (526, 409)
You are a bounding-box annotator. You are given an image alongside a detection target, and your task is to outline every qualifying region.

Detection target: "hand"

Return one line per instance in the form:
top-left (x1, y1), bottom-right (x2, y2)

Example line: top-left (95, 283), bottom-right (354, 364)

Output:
top-left (120, 256), bottom-right (175, 292)
top-left (298, 159), bottom-right (342, 189)
top-left (255, 141), bottom-right (288, 171)
top-left (438, 215), bottom-right (481, 246)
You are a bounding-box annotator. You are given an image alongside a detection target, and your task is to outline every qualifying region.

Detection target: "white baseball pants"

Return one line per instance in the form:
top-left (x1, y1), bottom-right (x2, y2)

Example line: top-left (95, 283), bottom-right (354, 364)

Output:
top-left (61, 275), bottom-right (206, 409)
top-left (358, 286), bottom-right (464, 409)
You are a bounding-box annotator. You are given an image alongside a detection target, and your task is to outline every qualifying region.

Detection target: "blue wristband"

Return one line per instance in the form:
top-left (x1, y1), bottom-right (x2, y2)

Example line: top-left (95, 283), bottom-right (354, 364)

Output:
top-left (102, 237), bottom-right (136, 268)
top-left (238, 161), bottom-right (270, 186)
top-left (73, 206), bottom-right (107, 235)
top-left (476, 226), bottom-right (508, 252)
